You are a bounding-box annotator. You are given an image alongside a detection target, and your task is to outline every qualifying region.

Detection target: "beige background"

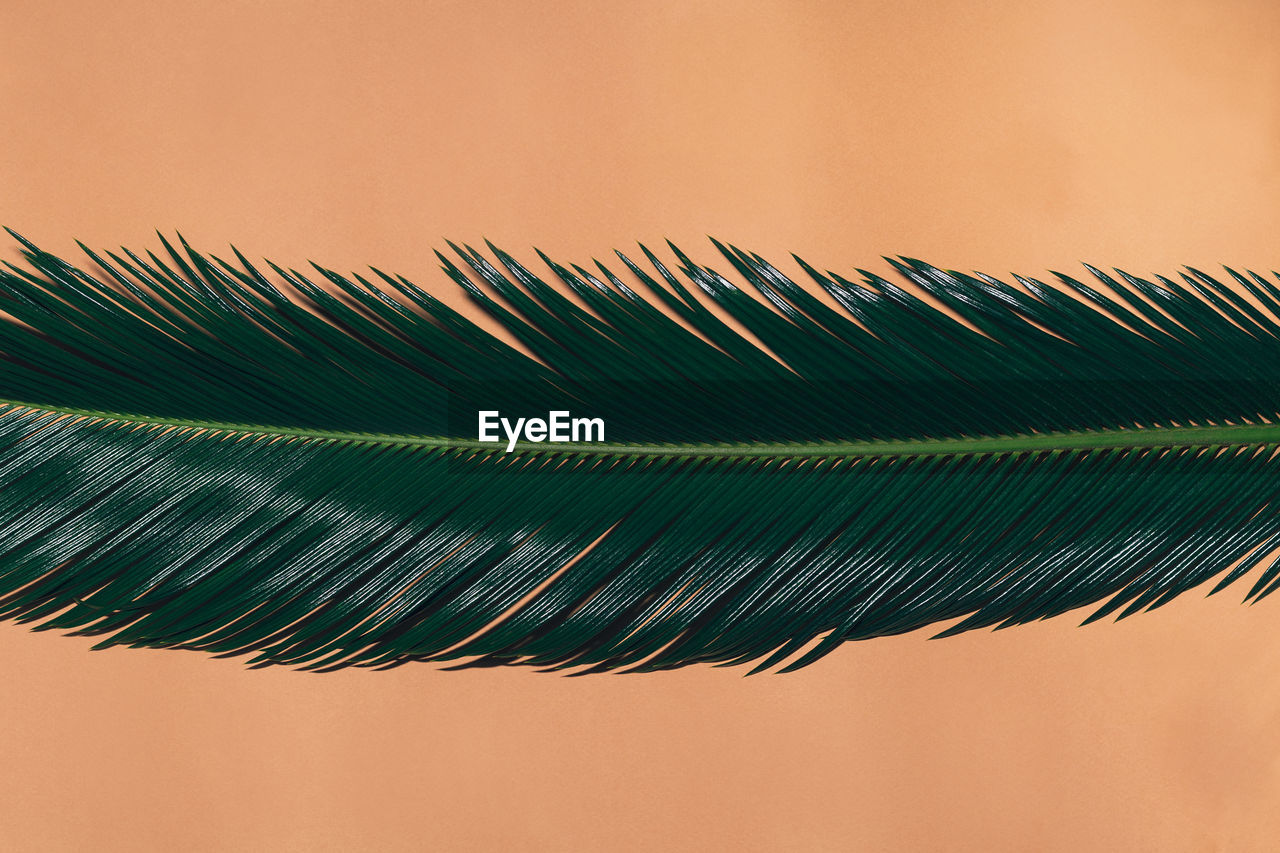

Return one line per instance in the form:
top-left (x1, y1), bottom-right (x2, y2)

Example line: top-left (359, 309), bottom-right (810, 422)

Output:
top-left (3, 1), bottom-right (1280, 850)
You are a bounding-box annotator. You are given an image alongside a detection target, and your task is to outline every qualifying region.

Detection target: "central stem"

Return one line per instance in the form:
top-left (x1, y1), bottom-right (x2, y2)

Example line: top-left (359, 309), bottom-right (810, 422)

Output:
top-left (6, 400), bottom-right (1278, 458)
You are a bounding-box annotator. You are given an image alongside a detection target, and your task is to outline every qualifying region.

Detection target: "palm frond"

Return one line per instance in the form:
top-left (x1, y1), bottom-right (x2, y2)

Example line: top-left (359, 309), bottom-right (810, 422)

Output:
top-left (1, 229), bottom-right (1278, 672)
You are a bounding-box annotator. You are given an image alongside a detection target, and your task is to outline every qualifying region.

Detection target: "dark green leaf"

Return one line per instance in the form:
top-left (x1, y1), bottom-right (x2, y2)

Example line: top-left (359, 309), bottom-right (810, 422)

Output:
top-left (0, 230), bottom-right (1278, 672)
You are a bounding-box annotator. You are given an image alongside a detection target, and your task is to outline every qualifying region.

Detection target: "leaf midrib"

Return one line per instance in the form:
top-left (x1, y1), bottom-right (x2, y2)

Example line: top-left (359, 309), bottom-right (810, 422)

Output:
top-left (8, 398), bottom-right (1280, 458)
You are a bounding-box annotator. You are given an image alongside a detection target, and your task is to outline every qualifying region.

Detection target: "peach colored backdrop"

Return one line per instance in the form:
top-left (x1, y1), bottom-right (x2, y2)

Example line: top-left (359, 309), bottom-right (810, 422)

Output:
top-left (3, 1), bottom-right (1280, 850)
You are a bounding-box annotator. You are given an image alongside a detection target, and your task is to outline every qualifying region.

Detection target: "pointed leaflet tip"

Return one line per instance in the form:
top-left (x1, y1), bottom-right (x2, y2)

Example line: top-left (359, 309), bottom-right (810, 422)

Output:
top-left (5, 227), bottom-right (39, 253)
top-left (882, 257), bottom-right (917, 279)
top-left (665, 239), bottom-right (696, 267)
top-left (533, 246), bottom-right (564, 274)
top-left (707, 236), bottom-right (741, 263)
top-left (1081, 262), bottom-right (1111, 282)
